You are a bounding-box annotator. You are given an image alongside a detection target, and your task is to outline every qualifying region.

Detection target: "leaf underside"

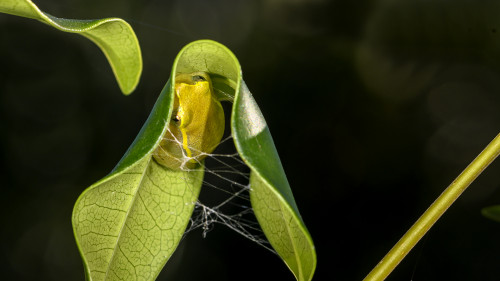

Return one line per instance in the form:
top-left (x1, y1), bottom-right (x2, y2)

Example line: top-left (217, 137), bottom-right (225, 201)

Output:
top-left (250, 173), bottom-right (316, 281)
top-left (0, 0), bottom-right (142, 94)
top-left (73, 157), bottom-right (203, 280)
top-left (72, 40), bottom-right (316, 281)
top-left (72, 71), bottom-right (206, 281)
top-left (0, 1), bottom-right (314, 280)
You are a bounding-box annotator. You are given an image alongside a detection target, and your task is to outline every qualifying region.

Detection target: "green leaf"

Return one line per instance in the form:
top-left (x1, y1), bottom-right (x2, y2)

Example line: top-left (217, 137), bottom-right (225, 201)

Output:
top-left (175, 40), bottom-right (317, 281)
top-left (0, 0), bottom-right (142, 94)
top-left (72, 78), bottom-right (205, 280)
top-left (73, 39), bottom-right (316, 281)
top-left (482, 205), bottom-right (500, 223)
top-left (235, 80), bottom-right (316, 281)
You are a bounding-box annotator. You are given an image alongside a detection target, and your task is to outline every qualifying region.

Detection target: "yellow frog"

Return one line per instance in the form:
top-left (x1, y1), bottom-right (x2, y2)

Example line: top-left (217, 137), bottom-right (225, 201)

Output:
top-left (153, 72), bottom-right (225, 170)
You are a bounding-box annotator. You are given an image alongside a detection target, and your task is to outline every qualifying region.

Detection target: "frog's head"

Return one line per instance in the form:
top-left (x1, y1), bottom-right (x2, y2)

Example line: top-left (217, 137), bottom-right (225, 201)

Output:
top-left (154, 72), bottom-right (225, 170)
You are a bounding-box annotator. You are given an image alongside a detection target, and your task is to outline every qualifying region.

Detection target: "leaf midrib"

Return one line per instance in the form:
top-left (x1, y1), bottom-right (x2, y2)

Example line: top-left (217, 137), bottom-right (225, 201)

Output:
top-left (103, 156), bottom-right (152, 281)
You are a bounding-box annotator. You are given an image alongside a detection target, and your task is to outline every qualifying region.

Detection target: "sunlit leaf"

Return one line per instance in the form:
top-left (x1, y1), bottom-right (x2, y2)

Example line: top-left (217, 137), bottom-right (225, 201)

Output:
top-left (0, 0), bottom-right (142, 94)
top-left (72, 40), bottom-right (316, 281)
top-left (175, 40), bottom-right (317, 281)
top-left (72, 76), bottom-right (205, 280)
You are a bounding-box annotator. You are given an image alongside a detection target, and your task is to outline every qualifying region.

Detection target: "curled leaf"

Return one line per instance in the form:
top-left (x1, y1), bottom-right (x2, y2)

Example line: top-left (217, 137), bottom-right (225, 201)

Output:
top-left (0, 0), bottom-right (142, 94)
top-left (72, 40), bottom-right (316, 281)
top-left (175, 40), bottom-right (317, 281)
top-left (72, 76), bottom-right (206, 281)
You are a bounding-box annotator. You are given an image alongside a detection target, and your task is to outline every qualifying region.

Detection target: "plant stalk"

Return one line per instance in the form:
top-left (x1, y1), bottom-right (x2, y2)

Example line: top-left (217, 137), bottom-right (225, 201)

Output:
top-left (363, 133), bottom-right (500, 281)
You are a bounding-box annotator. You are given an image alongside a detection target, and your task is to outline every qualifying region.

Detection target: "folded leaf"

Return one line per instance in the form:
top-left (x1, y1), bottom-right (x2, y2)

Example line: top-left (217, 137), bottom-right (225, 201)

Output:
top-left (73, 39), bottom-right (316, 281)
top-left (175, 40), bottom-right (317, 281)
top-left (234, 82), bottom-right (316, 281)
top-left (73, 79), bottom-right (205, 281)
top-left (0, 0), bottom-right (142, 94)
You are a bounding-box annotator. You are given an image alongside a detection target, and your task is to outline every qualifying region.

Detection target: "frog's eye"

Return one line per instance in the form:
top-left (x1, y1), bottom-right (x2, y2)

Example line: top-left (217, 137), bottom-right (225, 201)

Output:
top-left (192, 75), bottom-right (206, 82)
top-left (172, 115), bottom-right (180, 123)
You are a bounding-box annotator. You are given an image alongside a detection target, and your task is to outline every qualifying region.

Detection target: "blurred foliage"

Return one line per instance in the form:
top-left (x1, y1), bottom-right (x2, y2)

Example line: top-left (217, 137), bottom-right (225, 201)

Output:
top-left (482, 205), bottom-right (500, 223)
top-left (3, 0), bottom-right (500, 280)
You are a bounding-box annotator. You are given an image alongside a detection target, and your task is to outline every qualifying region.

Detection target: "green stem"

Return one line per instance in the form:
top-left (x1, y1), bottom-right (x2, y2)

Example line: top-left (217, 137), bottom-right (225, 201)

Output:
top-left (363, 133), bottom-right (500, 281)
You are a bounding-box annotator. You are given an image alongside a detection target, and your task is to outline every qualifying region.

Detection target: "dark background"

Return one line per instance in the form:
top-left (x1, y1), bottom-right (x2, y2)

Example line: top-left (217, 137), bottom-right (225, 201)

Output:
top-left (3, 0), bottom-right (500, 280)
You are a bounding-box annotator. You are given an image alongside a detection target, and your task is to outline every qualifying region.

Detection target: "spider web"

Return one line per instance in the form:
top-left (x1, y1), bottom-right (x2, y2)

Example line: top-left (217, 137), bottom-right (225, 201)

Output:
top-left (153, 121), bottom-right (276, 255)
